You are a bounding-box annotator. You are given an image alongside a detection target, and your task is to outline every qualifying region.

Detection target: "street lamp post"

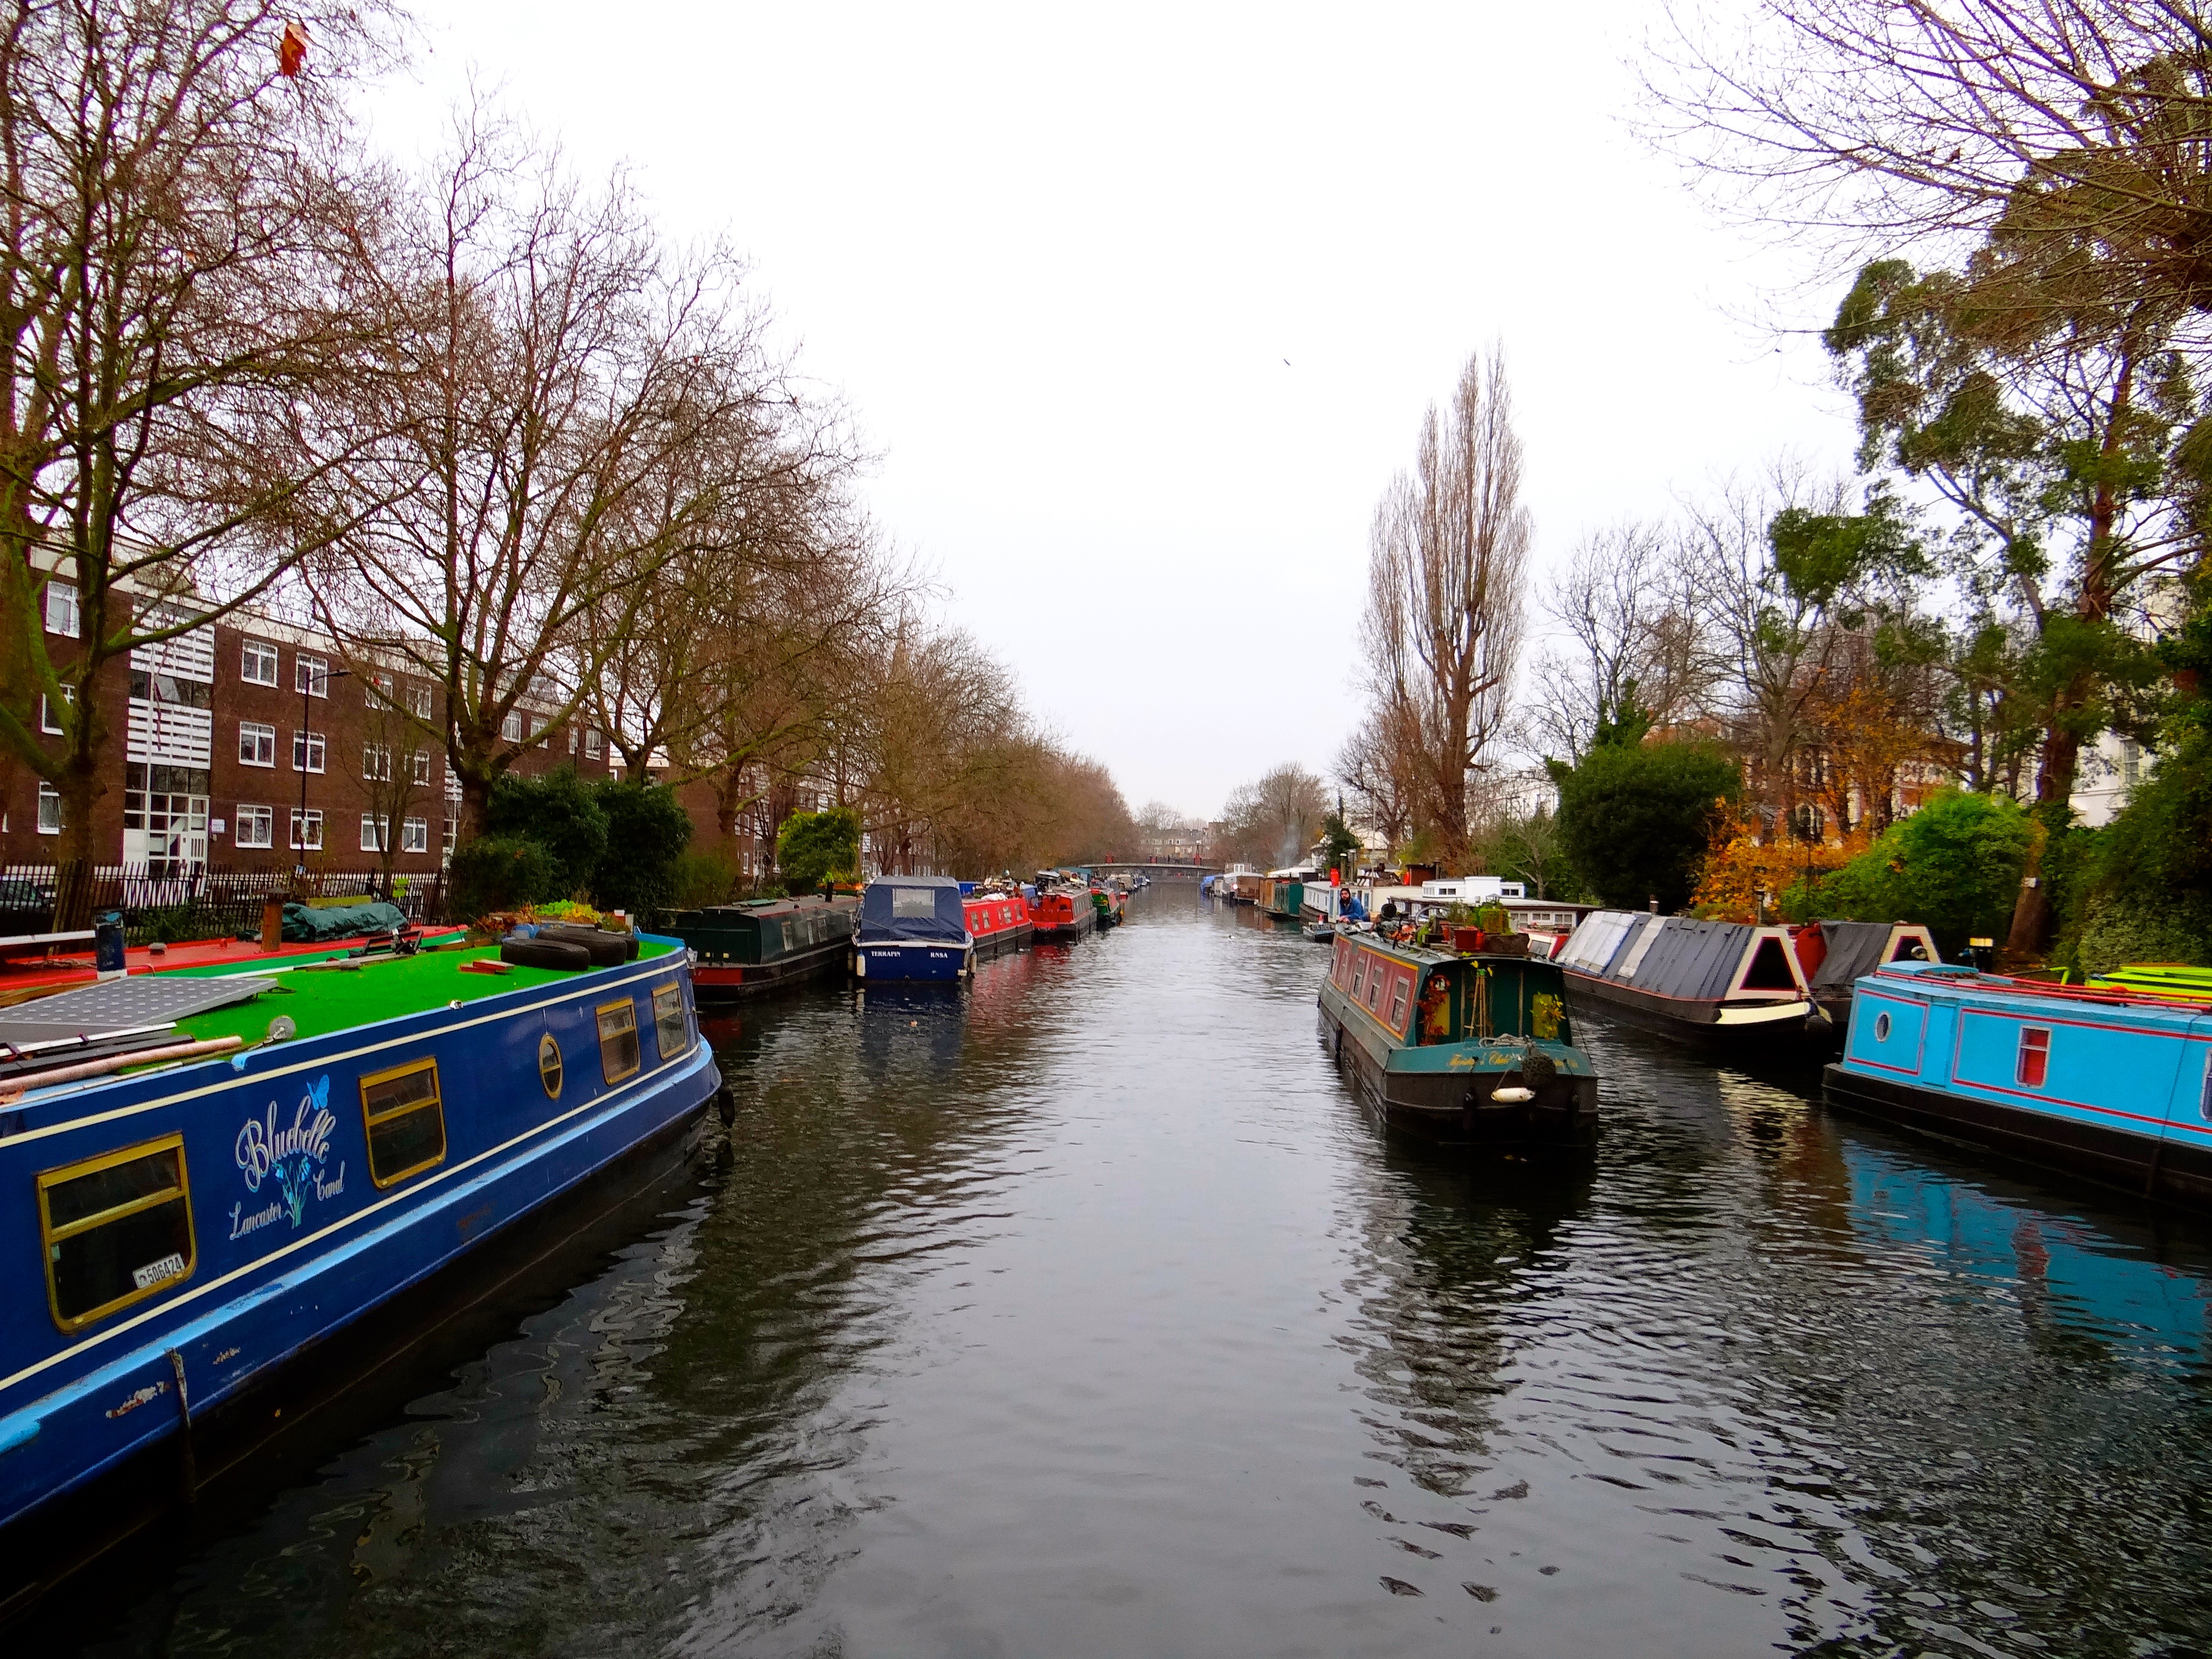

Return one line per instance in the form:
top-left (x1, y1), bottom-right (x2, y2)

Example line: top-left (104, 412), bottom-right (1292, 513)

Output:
top-left (297, 662), bottom-right (350, 885)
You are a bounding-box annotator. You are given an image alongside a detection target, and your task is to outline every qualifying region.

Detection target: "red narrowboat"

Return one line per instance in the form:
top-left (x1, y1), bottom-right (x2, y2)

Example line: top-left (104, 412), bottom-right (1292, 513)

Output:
top-left (1030, 883), bottom-right (1096, 941)
top-left (963, 889), bottom-right (1035, 960)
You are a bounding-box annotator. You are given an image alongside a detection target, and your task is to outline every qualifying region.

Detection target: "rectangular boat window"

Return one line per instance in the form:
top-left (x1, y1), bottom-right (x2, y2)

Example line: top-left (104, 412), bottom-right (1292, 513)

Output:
top-left (1350, 957), bottom-right (1365, 997)
top-left (598, 998), bottom-right (641, 1084)
top-left (1366, 965), bottom-right (1382, 1010)
top-left (361, 1060), bottom-right (447, 1188)
top-left (652, 980), bottom-right (687, 1062)
top-left (892, 887), bottom-right (935, 918)
top-left (1389, 977), bottom-right (1410, 1031)
top-left (38, 1134), bottom-right (196, 1331)
top-left (2016, 1027), bottom-right (2051, 1090)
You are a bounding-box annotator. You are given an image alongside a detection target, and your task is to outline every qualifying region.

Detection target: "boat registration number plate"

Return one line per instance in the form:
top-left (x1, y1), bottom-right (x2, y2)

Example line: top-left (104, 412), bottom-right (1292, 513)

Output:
top-left (132, 1253), bottom-right (187, 1290)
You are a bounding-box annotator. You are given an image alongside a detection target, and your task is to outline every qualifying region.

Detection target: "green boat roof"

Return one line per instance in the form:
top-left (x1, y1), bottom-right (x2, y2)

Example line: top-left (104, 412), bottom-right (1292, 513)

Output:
top-left (167, 939), bottom-right (679, 1049)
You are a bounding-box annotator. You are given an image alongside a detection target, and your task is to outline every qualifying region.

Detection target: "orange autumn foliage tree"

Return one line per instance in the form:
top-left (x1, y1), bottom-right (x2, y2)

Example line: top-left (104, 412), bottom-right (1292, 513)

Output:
top-left (1690, 803), bottom-right (1859, 922)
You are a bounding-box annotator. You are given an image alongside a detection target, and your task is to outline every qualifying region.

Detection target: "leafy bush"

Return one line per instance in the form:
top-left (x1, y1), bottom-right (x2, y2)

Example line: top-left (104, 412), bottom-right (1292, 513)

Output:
top-left (1551, 740), bottom-right (1740, 912)
top-left (2072, 893), bottom-right (2212, 979)
top-left (592, 780), bottom-right (694, 920)
top-left (486, 766), bottom-right (609, 897)
top-left (670, 846), bottom-right (742, 911)
top-left (128, 902), bottom-right (229, 946)
top-left (1800, 787), bottom-right (2031, 956)
top-left (776, 805), bottom-right (861, 893)
top-left (446, 834), bottom-right (561, 921)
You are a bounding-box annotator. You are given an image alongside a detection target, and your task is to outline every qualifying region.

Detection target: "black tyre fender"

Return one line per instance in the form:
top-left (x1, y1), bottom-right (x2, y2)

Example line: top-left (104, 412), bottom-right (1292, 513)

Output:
top-left (534, 923), bottom-right (631, 967)
top-left (500, 935), bottom-right (593, 971)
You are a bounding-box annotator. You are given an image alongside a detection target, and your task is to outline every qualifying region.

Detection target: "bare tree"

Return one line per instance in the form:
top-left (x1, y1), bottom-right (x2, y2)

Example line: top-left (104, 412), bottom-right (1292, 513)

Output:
top-left (1527, 520), bottom-right (1712, 762)
top-left (1644, 0), bottom-right (2212, 332)
top-left (1218, 762), bottom-right (1329, 868)
top-left (310, 100), bottom-right (777, 841)
top-left (1347, 346), bottom-right (1530, 868)
top-left (0, 0), bottom-right (397, 924)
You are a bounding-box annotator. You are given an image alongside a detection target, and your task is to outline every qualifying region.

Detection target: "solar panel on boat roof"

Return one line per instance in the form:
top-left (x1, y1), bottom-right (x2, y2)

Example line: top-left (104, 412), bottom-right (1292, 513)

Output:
top-left (0, 974), bottom-right (276, 1043)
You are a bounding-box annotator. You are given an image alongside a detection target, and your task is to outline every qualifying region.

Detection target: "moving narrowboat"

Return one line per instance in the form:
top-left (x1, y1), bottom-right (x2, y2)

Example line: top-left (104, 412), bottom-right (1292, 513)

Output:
top-left (1318, 933), bottom-right (1598, 1153)
top-left (0, 931), bottom-right (720, 1590)
top-left (853, 876), bottom-right (974, 981)
top-left (1823, 961), bottom-right (2212, 1210)
top-left (671, 894), bottom-right (859, 1001)
top-left (964, 888), bottom-right (1034, 960)
top-left (1553, 910), bottom-right (1817, 1054)
top-left (1030, 882), bottom-right (1096, 942)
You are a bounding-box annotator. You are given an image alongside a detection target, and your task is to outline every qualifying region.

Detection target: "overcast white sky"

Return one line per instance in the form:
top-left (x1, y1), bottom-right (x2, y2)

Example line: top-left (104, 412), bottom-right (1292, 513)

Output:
top-left (365, 1), bottom-right (1858, 823)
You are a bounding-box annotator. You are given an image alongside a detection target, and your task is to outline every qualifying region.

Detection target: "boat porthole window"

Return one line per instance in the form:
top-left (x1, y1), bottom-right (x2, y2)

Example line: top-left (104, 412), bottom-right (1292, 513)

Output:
top-left (1874, 1012), bottom-right (1892, 1043)
top-left (539, 1033), bottom-right (563, 1098)
top-left (36, 1133), bottom-right (196, 1332)
top-left (362, 1060), bottom-right (447, 1187)
top-left (598, 998), bottom-right (642, 1084)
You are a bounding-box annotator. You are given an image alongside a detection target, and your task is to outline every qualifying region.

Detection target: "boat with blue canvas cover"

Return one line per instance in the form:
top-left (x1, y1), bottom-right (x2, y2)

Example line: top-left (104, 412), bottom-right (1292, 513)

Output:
top-left (853, 876), bottom-right (974, 981)
top-left (1823, 960), bottom-right (2212, 1209)
top-left (0, 933), bottom-right (719, 1600)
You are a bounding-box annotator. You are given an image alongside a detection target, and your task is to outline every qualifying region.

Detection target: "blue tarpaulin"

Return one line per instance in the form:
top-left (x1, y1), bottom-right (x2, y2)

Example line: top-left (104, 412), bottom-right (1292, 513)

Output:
top-left (859, 876), bottom-right (970, 942)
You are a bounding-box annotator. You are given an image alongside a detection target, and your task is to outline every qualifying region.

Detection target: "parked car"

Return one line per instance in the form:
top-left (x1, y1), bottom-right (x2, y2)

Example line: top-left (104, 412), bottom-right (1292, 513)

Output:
top-left (0, 876), bottom-right (58, 936)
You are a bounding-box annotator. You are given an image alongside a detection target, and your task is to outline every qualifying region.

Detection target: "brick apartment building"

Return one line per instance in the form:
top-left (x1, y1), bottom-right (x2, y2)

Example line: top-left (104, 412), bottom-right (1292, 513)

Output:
top-left (1, 579), bottom-right (630, 874)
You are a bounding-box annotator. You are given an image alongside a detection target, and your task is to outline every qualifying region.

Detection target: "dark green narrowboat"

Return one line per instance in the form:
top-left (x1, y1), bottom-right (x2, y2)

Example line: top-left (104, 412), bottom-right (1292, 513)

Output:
top-left (1318, 933), bottom-right (1598, 1153)
top-left (672, 894), bottom-right (860, 1001)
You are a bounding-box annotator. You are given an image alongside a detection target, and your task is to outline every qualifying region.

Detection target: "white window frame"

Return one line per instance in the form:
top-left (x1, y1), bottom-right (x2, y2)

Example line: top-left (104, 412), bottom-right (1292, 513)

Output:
top-left (401, 816), bottom-right (428, 853)
top-left (584, 727), bottom-right (603, 759)
top-left (289, 808), bottom-right (323, 851)
top-left (409, 748), bottom-right (432, 786)
top-left (363, 741), bottom-right (392, 782)
top-left (500, 709), bottom-right (523, 742)
top-left (364, 671), bottom-right (395, 705)
top-left (240, 640), bottom-right (279, 686)
top-left (292, 729), bottom-right (326, 774)
top-left (235, 805), bottom-right (273, 848)
top-left (295, 654), bottom-right (329, 698)
top-left (36, 782), bottom-right (62, 833)
top-left (405, 685), bottom-right (432, 720)
top-left (42, 581), bottom-right (79, 638)
top-left (360, 813), bottom-right (390, 853)
top-left (568, 725), bottom-right (579, 754)
top-left (39, 686), bottom-right (73, 734)
top-left (239, 720), bottom-right (277, 768)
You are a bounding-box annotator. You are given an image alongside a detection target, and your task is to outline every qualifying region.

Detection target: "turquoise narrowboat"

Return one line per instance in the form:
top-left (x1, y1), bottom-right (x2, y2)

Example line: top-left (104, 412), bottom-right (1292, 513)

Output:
top-left (1823, 962), bottom-right (2212, 1208)
top-left (0, 934), bottom-right (720, 1590)
top-left (1318, 933), bottom-right (1598, 1152)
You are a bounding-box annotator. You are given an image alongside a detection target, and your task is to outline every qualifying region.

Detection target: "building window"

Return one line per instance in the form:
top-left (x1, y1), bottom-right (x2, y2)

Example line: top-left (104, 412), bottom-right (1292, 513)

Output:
top-left (2120, 738), bottom-right (2143, 789)
top-left (36, 783), bottom-right (62, 834)
top-left (360, 814), bottom-right (389, 852)
top-left (39, 686), bottom-right (73, 734)
top-left (292, 729), bottom-right (325, 774)
top-left (295, 654), bottom-right (329, 697)
top-left (363, 742), bottom-right (392, 782)
top-left (240, 640), bottom-right (279, 685)
top-left (409, 748), bottom-right (432, 786)
top-left (500, 709), bottom-right (523, 742)
top-left (405, 685), bottom-right (432, 720)
top-left (401, 816), bottom-right (428, 853)
top-left (2016, 1027), bottom-right (2051, 1090)
top-left (289, 808), bottom-right (323, 851)
top-left (235, 805), bottom-right (273, 848)
top-left (240, 721), bottom-right (277, 768)
top-left (364, 671), bottom-right (395, 705)
top-left (42, 580), bottom-right (79, 637)
top-left (584, 727), bottom-right (603, 759)
top-left (568, 725), bottom-right (579, 754)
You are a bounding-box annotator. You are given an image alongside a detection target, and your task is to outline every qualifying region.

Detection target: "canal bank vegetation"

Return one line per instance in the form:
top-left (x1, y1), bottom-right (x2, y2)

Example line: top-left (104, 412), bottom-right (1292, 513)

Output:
top-left (1330, 2), bottom-right (2212, 971)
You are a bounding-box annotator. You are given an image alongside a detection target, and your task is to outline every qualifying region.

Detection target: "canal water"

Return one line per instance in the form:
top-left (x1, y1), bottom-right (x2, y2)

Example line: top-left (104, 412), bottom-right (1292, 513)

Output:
top-left (55, 894), bottom-right (2212, 1657)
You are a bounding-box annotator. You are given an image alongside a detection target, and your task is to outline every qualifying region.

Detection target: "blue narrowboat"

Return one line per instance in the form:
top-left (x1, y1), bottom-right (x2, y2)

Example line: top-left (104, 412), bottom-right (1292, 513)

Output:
top-left (1823, 962), bottom-right (2212, 1208)
top-left (853, 876), bottom-right (974, 982)
top-left (0, 934), bottom-right (720, 1585)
